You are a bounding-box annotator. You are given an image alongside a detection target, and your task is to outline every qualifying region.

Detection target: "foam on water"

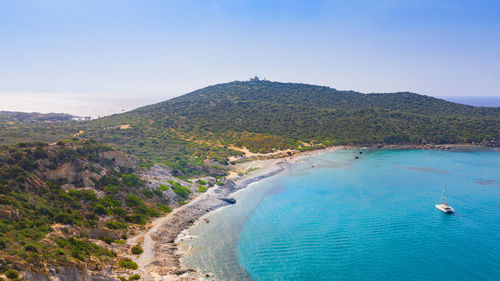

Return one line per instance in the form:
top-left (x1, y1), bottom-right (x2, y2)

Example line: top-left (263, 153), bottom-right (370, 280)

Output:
top-left (181, 149), bottom-right (500, 280)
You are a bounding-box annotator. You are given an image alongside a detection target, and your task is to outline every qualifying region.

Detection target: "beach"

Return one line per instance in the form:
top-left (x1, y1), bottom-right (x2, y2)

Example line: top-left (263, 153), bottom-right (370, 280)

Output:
top-left (132, 156), bottom-right (291, 280)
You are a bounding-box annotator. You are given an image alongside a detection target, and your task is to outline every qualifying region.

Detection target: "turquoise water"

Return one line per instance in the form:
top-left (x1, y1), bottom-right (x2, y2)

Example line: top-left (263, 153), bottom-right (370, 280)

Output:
top-left (182, 149), bottom-right (500, 280)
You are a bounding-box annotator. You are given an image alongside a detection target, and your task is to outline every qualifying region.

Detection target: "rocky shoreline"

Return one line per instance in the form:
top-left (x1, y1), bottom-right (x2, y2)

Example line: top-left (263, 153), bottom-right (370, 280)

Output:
top-left (134, 158), bottom-right (286, 281)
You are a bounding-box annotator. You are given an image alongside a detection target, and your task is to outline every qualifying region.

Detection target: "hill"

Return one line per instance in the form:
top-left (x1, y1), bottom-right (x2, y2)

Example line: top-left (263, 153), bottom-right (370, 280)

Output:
top-left (77, 80), bottom-right (500, 165)
top-left (0, 79), bottom-right (499, 172)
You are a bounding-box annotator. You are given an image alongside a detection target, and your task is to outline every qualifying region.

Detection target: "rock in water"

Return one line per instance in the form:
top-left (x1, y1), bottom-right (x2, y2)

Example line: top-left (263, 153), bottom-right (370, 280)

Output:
top-left (218, 197), bottom-right (236, 204)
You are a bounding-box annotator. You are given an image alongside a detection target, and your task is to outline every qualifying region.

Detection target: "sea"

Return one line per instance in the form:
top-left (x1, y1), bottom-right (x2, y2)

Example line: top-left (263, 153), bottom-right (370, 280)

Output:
top-left (0, 93), bottom-right (164, 119)
top-left (180, 149), bottom-right (500, 281)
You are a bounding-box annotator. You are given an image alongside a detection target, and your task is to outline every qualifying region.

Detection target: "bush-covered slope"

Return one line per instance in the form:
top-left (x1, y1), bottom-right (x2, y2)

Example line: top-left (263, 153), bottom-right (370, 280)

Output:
top-left (82, 80), bottom-right (500, 156)
top-left (1, 80), bottom-right (499, 170)
top-left (0, 140), bottom-right (178, 275)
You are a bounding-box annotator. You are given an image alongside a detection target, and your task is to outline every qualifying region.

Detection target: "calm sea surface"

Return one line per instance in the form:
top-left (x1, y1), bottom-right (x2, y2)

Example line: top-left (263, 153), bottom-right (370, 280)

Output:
top-left (181, 149), bottom-right (500, 281)
top-left (0, 93), bottom-right (163, 118)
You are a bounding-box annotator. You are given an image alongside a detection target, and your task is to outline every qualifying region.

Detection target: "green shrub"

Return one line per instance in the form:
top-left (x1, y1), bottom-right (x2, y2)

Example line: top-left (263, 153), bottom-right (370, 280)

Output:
top-left (131, 244), bottom-right (143, 255)
top-left (69, 189), bottom-right (97, 202)
top-left (158, 204), bottom-right (172, 212)
top-left (105, 185), bottom-right (120, 194)
top-left (159, 184), bottom-right (169, 191)
top-left (152, 189), bottom-right (163, 197)
top-left (124, 214), bottom-right (147, 225)
top-left (142, 189), bottom-right (154, 198)
top-left (106, 221), bottom-right (128, 230)
top-left (6, 269), bottom-right (18, 279)
top-left (93, 203), bottom-right (109, 216)
top-left (119, 259), bottom-right (138, 270)
top-left (129, 274), bottom-right (141, 280)
top-left (54, 212), bottom-right (76, 225)
top-left (196, 179), bottom-right (207, 185)
top-left (103, 237), bottom-right (114, 245)
top-left (198, 186), bottom-right (207, 193)
top-left (24, 244), bottom-right (38, 252)
top-left (125, 194), bottom-right (144, 208)
top-left (171, 183), bottom-right (190, 199)
top-left (121, 174), bottom-right (144, 187)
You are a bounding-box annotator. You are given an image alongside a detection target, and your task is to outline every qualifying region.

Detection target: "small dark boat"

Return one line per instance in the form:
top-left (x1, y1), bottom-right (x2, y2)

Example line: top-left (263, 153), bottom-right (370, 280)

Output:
top-left (219, 197), bottom-right (236, 204)
top-left (355, 156), bottom-right (360, 159)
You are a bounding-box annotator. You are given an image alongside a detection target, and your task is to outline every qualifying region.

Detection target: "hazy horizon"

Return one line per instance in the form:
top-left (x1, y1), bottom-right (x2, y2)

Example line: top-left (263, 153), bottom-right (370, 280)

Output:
top-left (1, 0), bottom-right (500, 98)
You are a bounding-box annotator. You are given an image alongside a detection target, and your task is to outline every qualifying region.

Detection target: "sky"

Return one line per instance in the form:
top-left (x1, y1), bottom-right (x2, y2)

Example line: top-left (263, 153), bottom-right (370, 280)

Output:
top-left (1, 0), bottom-right (500, 101)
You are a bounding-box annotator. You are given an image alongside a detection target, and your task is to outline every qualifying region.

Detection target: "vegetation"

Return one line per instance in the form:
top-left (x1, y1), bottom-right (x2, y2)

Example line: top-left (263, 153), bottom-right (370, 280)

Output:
top-left (131, 244), bottom-right (143, 255)
top-left (170, 182), bottom-right (190, 199)
top-left (1, 80), bottom-right (498, 173)
top-left (119, 259), bottom-right (138, 270)
top-left (0, 141), bottom-right (172, 270)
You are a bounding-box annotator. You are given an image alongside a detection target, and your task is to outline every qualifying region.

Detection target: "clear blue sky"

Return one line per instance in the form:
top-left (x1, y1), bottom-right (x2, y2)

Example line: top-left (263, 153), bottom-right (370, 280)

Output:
top-left (1, 0), bottom-right (499, 98)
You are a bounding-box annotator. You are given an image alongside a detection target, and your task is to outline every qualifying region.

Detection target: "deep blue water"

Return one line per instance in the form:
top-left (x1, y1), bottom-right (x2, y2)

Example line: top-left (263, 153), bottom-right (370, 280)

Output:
top-left (182, 149), bottom-right (500, 280)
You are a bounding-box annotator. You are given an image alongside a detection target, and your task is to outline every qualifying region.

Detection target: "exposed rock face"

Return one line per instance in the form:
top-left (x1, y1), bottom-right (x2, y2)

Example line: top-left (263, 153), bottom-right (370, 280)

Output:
top-left (99, 151), bottom-right (139, 170)
top-left (0, 208), bottom-right (19, 220)
top-left (44, 163), bottom-right (80, 183)
top-left (80, 227), bottom-right (124, 240)
top-left (201, 164), bottom-right (226, 177)
top-left (24, 266), bottom-right (119, 281)
top-left (139, 164), bottom-right (194, 208)
top-left (42, 163), bottom-right (102, 187)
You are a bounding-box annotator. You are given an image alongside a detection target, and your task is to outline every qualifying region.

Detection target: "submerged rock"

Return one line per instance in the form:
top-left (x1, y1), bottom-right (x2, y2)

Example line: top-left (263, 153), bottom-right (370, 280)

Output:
top-left (218, 197), bottom-right (236, 204)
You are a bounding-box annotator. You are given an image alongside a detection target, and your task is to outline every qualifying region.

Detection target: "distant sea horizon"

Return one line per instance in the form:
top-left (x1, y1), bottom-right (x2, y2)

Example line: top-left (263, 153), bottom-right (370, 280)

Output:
top-left (441, 96), bottom-right (500, 107)
top-left (0, 93), bottom-right (165, 119)
top-left (0, 93), bottom-right (498, 119)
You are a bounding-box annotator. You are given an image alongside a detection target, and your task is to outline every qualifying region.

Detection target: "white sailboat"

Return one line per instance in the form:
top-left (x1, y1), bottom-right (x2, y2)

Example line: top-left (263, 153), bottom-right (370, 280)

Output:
top-left (435, 185), bottom-right (454, 214)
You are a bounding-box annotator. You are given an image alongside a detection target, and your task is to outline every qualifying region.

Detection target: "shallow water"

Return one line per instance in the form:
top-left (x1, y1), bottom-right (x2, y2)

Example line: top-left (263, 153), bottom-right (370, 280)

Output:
top-left (181, 149), bottom-right (500, 280)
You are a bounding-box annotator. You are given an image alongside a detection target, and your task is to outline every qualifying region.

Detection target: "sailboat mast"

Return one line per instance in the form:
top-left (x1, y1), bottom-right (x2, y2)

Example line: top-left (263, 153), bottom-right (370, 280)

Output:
top-left (441, 183), bottom-right (447, 204)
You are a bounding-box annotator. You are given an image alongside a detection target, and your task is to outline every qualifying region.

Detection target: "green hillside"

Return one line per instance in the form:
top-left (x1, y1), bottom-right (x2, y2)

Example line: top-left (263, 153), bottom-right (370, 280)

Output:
top-left (0, 140), bottom-right (197, 277)
top-left (78, 80), bottom-right (500, 163)
top-left (1, 79), bottom-right (499, 172)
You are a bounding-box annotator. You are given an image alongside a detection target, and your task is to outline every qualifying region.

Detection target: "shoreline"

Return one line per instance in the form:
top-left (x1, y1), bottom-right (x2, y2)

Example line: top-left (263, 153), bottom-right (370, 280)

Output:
top-left (133, 144), bottom-right (497, 280)
top-left (134, 156), bottom-right (292, 280)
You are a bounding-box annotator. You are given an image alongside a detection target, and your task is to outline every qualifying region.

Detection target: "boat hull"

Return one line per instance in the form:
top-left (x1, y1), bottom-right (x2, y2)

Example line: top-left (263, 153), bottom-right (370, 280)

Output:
top-left (435, 204), bottom-right (454, 214)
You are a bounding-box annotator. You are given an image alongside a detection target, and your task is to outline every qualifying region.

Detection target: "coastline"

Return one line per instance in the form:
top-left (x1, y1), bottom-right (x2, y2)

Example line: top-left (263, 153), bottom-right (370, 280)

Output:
top-left (133, 157), bottom-right (290, 280)
top-left (133, 143), bottom-right (496, 280)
